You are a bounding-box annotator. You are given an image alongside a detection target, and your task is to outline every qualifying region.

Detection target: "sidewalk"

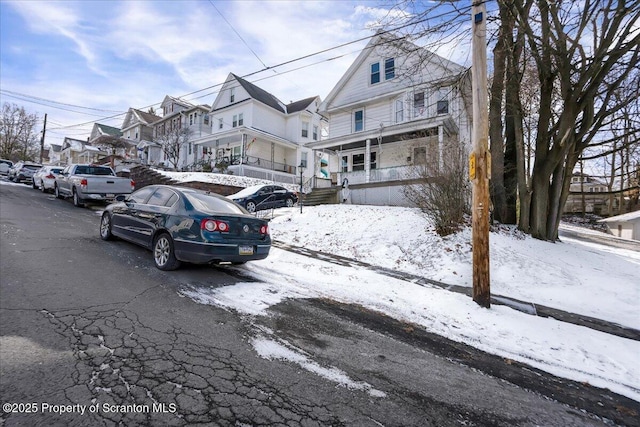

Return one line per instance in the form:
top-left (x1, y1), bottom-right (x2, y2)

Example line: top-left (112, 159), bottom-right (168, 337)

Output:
top-left (272, 240), bottom-right (640, 342)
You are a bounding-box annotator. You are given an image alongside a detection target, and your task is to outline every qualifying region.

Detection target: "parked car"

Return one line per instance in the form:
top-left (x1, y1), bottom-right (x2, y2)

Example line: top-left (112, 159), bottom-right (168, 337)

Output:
top-left (54, 164), bottom-right (135, 207)
top-left (8, 161), bottom-right (42, 183)
top-left (0, 159), bottom-right (13, 176)
top-left (227, 184), bottom-right (298, 213)
top-left (32, 165), bottom-right (64, 192)
top-left (100, 185), bottom-right (271, 270)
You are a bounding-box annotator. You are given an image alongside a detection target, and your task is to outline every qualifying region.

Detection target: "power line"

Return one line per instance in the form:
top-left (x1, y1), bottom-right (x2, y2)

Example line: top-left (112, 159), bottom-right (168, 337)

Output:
top-left (207, 0), bottom-right (271, 72)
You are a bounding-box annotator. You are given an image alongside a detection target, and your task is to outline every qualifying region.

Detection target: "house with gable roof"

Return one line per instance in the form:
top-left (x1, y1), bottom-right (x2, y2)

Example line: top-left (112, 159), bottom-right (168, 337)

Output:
top-left (192, 73), bottom-right (326, 184)
top-left (59, 137), bottom-right (105, 165)
top-left (307, 31), bottom-right (472, 205)
top-left (151, 96), bottom-right (211, 170)
top-left (120, 108), bottom-right (162, 165)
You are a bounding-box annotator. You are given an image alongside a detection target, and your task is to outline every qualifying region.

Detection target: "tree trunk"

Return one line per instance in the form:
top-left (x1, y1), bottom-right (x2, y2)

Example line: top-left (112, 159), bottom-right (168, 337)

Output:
top-left (488, 1), bottom-right (510, 223)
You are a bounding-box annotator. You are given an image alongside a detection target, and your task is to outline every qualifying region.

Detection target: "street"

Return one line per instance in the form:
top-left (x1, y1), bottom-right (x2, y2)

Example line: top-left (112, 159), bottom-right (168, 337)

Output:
top-left (0, 181), bottom-right (636, 426)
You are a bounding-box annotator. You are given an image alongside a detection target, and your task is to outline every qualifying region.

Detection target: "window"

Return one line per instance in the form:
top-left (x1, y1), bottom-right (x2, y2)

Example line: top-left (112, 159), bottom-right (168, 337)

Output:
top-left (385, 58), bottom-right (395, 80)
top-left (313, 125), bottom-right (318, 140)
top-left (352, 154), bottom-right (365, 171)
top-left (230, 87), bottom-right (235, 103)
top-left (414, 92), bottom-right (425, 116)
top-left (370, 62), bottom-right (380, 84)
top-left (301, 152), bottom-right (308, 168)
top-left (238, 113), bottom-right (243, 126)
top-left (231, 145), bottom-right (241, 163)
top-left (130, 187), bottom-right (156, 204)
top-left (218, 118), bottom-right (223, 129)
top-left (395, 99), bottom-right (404, 123)
top-left (147, 188), bottom-right (178, 207)
top-left (301, 121), bottom-right (309, 138)
top-left (188, 143), bottom-right (192, 155)
top-left (204, 114), bottom-right (209, 125)
top-left (354, 109), bottom-right (364, 132)
top-left (436, 88), bottom-right (449, 114)
top-left (414, 147), bottom-right (427, 164)
top-left (341, 156), bottom-right (348, 172)
top-left (233, 114), bottom-right (243, 127)
top-left (370, 152), bottom-right (377, 170)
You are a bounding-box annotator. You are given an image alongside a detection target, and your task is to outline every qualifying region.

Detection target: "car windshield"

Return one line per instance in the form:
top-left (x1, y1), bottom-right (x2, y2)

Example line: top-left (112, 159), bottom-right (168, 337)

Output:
top-left (185, 193), bottom-right (247, 215)
top-left (51, 168), bottom-right (63, 174)
top-left (24, 165), bottom-right (42, 170)
top-left (229, 185), bottom-right (266, 198)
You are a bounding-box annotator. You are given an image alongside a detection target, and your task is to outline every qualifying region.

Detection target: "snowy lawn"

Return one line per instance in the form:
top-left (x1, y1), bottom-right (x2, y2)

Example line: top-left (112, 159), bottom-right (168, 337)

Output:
top-left (183, 204), bottom-right (640, 402)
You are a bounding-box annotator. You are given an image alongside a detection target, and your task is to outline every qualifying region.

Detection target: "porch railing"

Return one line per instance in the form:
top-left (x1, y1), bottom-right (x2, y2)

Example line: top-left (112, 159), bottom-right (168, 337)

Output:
top-left (338, 165), bottom-right (414, 185)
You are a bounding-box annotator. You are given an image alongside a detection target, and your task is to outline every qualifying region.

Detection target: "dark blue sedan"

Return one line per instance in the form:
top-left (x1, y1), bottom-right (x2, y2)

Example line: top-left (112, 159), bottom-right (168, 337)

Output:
top-left (100, 185), bottom-right (271, 270)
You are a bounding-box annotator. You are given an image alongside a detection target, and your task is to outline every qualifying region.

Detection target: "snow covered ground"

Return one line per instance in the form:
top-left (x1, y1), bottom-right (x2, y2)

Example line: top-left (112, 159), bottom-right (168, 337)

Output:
top-left (182, 202), bottom-right (640, 403)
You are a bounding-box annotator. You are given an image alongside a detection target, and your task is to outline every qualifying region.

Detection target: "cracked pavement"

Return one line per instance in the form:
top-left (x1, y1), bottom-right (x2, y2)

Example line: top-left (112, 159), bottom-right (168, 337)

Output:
top-left (1, 182), bottom-right (637, 426)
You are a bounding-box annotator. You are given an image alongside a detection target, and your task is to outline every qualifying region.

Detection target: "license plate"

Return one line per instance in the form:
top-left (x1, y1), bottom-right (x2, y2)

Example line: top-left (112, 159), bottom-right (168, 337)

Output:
top-left (106, 194), bottom-right (115, 198)
top-left (239, 246), bottom-right (254, 255)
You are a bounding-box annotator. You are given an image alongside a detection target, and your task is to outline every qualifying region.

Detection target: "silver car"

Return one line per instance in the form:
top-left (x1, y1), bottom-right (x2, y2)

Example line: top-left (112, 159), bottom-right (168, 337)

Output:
top-left (0, 159), bottom-right (13, 176)
top-left (32, 166), bottom-right (64, 192)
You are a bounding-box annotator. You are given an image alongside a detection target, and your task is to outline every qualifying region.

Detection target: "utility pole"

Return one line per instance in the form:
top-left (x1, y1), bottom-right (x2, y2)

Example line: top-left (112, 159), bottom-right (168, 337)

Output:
top-left (470, 1), bottom-right (490, 308)
top-left (39, 113), bottom-right (47, 164)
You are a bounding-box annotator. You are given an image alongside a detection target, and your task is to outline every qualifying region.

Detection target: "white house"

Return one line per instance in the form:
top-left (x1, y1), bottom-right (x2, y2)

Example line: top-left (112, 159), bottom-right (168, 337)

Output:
top-left (307, 31), bottom-right (472, 205)
top-left (598, 210), bottom-right (640, 241)
top-left (192, 73), bottom-right (327, 185)
top-left (59, 137), bottom-right (103, 165)
top-left (152, 96), bottom-right (211, 170)
top-left (120, 108), bottom-right (162, 166)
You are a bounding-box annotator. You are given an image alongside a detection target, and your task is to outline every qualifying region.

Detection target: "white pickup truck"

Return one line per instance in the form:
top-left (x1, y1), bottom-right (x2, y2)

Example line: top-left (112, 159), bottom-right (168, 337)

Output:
top-left (54, 164), bottom-right (135, 207)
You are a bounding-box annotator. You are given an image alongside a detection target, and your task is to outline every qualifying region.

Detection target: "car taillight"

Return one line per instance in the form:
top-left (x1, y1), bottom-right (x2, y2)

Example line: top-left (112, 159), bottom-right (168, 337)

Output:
top-left (130, 180), bottom-right (135, 190)
top-left (46, 174), bottom-right (55, 179)
top-left (80, 178), bottom-right (88, 187)
top-left (201, 219), bottom-right (229, 233)
top-left (260, 224), bottom-right (269, 235)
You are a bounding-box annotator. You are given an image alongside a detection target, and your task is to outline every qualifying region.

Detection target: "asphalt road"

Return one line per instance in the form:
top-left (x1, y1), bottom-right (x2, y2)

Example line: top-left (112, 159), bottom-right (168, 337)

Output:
top-left (1, 180), bottom-right (637, 426)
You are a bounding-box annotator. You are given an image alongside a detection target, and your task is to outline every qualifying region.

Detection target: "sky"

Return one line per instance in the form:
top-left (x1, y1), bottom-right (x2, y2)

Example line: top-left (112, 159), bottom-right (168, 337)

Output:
top-left (0, 0), bottom-right (473, 148)
top-left (156, 171), bottom-right (639, 403)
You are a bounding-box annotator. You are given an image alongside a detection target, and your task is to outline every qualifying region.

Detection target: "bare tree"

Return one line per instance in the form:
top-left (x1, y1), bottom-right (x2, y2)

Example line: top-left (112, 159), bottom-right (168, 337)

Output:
top-left (0, 103), bottom-right (40, 161)
top-left (154, 125), bottom-right (193, 170)
top-left (381, 0), bottom-right (640, 241)
top-left (403, 136), bottom-right (470, 236)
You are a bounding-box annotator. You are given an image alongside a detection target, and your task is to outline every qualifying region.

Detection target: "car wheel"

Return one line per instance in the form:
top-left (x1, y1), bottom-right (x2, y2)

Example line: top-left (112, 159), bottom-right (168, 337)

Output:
top-left (54, 185), bottom-right (63, 199)
top-left (40, 183), bottom-right (47, 193)
top-left (32, 180), bottom-right (37, 189)
top-left (73, 189), bottom-right (84, 207)
top-left (153, 233), bottom-right (181, 270)
top-left (285, 198), bottom-right (294, 208)
top-left (100, 213), bottom-right (115, 241)
top-left (245, 201), bottom-right (256, 213)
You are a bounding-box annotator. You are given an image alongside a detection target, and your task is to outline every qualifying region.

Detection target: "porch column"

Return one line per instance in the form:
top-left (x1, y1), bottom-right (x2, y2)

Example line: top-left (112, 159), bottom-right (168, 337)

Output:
top-left (365, 138), bottom-right (371, 183)
top-left (438, 125), bottom-right (444, 172)
top-left (241, 133), bottom-right (247, 164)
top-left (271, 142), bottom-right (275, 171)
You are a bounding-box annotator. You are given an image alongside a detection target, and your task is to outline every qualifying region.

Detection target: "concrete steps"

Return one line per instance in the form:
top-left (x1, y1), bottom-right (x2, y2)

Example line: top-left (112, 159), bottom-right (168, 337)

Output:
top-left (302, 187), bottom-right (339, 206)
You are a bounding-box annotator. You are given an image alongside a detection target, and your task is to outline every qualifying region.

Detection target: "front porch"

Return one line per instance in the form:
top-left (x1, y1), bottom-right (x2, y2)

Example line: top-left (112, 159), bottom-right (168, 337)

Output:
top-left (194, 126), bottom-right (301, 185)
